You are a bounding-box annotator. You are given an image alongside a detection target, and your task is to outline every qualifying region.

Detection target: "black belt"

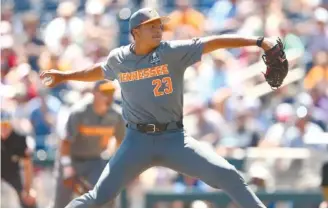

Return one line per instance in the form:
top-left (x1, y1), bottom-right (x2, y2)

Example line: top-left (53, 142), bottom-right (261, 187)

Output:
top-left (126, 121), bottom-right (183, 133)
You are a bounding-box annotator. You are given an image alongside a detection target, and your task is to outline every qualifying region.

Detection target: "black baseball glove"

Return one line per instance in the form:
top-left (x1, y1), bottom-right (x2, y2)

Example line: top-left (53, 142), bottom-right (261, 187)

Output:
top-left (259, 37), bottom-right (289, 89)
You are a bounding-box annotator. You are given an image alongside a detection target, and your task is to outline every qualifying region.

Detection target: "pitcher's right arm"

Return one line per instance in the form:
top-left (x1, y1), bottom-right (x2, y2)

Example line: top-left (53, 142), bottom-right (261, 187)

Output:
top-left (40, 64), bottom-right (105, 87)
top-left (40, 49), bottom-right (119, 87)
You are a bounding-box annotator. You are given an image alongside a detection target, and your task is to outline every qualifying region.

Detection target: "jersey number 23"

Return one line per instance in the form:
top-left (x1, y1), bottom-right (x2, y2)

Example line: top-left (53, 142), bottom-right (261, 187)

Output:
top-left (152, 77), bottom-right (173, 97)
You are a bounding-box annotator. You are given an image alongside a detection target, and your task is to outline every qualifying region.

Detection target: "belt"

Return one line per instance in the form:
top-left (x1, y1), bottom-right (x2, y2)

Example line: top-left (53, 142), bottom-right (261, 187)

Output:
top-left (126, 121), bottom-right (183, 133)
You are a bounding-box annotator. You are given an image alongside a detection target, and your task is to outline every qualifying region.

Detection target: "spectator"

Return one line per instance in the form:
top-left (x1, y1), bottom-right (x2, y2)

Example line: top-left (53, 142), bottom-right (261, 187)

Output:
top-left (29, 92), bottom-right (61, 151)
top-left (308, 7), bottom-right (328, 57)
top-left (184, 102), bottom-right (226, 146)
top-left (38, 50), bottom-right (70, 72)
top-left (205, 0), bottom-right (240, 34)
top-left (1, 34), bottom-right (17, 82)
top-left (196, 50), bottom-right (237, 103)
top-left (296, 91), bottom-right (327, 131)
top-left (1, 3), bottom-right (14, 23)
top-left (304, 51), bottom-right (328, 90)
top-left (173, 174), bottom-right (208, 193)
top-left (170, 174), bottom-right (210, 208)
top-left (164, 0), bottom-right (205, 36)
top-left (57, 33), bottom-right (85, 70)
top-left (1, 3), bottom-right (22, 33)
top-left (259, 103), bottom-right (294, 148)
top-left (1, 110), bottom-right (37, 207)
top-left (278, 21), bottom-right (305, 52)
top-left (20, 12), bottom-right (45, 72)
top-left (220, 104), bottom-right (262, 149)
top-left (261, 104), bottom-right (326, 150)
top-left (44, 1), bottom-right (84, 54)
top-left (308, 87), bottom-right (328, 130)
top-left (17, 63), bottom-right (39, 100)
top-left (84, 0), bottom-right (119, 50)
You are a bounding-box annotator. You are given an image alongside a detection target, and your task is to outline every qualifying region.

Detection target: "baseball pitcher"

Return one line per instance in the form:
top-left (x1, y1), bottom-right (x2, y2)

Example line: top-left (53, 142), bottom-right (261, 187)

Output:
top-left (41, 8), bottom-right (288, 208)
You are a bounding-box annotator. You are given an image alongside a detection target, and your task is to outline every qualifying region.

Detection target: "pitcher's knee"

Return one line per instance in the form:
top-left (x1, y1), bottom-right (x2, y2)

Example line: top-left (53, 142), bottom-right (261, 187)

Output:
top-left (211, 166), bottom-right (246, 189)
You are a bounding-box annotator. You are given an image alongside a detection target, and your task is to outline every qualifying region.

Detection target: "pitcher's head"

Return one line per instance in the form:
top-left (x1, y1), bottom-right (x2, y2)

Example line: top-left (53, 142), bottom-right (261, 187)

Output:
top-left (129, 8), bottom-right (170, 47)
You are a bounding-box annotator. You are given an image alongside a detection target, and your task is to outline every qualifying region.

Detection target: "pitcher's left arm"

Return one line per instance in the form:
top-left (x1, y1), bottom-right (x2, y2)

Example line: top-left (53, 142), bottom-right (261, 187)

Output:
top-left (201, 35), bottom-right (274, 54)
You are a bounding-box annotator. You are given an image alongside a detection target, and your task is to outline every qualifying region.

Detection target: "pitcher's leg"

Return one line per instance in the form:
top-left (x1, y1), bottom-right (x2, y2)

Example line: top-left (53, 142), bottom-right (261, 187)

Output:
top-left (162, 132), bottom-right (265, 208)
top-left (85, 159), bottom-right (115, 207)
top-left (66, 129), bottom-right (153, 208)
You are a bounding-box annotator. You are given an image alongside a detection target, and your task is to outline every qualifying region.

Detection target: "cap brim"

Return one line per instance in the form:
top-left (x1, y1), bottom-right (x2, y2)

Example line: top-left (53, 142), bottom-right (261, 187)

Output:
top-left (139, 16), bottom-right (170, 26)
top-left (97, 83), bottom-right (115, 92)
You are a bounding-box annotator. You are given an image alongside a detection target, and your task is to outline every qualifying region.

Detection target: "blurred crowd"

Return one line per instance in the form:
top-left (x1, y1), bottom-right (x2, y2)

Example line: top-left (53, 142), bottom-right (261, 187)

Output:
top-left (1, 0), bottom-right (328, 207)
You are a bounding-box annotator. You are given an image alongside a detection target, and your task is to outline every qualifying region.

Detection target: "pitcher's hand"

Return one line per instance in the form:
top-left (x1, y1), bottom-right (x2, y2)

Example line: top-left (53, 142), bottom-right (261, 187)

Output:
top-left (39, 69), bottom-right (67, 88)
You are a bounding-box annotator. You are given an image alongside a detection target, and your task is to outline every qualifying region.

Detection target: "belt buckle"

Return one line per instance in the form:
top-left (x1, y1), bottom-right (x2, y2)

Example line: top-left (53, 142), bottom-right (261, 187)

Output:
top-left (147, 124), bottom-right (156, 133)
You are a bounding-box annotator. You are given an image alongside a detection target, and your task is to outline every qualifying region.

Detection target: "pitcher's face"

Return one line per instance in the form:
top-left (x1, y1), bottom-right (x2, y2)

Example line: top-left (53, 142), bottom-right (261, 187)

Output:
top-left (134, 19), bottom-right (163, 47)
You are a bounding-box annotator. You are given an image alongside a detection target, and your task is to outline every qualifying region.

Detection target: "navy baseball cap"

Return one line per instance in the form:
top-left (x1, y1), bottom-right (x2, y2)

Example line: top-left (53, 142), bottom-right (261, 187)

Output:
top-left (129, 8), bottom-right (170, 31)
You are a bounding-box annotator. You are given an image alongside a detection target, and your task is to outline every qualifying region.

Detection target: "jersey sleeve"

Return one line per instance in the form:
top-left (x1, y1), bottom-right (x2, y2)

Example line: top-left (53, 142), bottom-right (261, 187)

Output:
top-left (101, 49), bottom-right (119, 81)
top-left (166, 38), bottom-right (204, 68)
